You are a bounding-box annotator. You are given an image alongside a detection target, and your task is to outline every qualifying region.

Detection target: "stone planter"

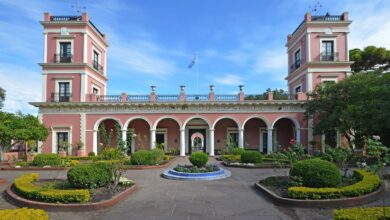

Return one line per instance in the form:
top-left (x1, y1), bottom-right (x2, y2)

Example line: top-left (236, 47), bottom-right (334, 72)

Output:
top-left (58, 151), bottom-right (67, 157)
top-left (77, 149), bottom-right (86, 157)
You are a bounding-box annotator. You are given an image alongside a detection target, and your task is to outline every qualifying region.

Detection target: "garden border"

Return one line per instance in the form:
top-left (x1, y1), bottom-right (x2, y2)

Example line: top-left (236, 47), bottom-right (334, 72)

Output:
top-left (124, 157), bottom-right (177, 170)
top-left (5, 182), bottom-right (138, 211)
top-left (254, 182), bottom-right (384, 208)
top-left (1, 167), bottom-right (68, 171)
top-left (0, 178), bottom-right (6, 185)
top-left (222, 161), bottom-right (290, 169)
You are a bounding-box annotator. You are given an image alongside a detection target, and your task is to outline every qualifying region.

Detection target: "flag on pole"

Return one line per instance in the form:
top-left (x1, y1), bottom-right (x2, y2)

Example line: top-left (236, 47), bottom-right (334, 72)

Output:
top-left (188, 55), bottom-right (197, 69)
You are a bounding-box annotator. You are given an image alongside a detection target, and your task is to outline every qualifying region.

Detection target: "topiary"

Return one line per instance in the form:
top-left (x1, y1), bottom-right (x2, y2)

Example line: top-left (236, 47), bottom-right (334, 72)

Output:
top-left (31, 153), bottom-right (62, 167)
top-left (228, 147), bottom-right (245, 155)
top-left (240, 151), bottom-right (263, 163)
top-left (130, 150), bottom-right (154, 165)
top-left (97, 147), bottom-right (125, 160)
top-left (88, 152), bottom-right (95, 156)
top-left (289, 158), bottom-right (341, 188)
top-left (189, 152), bottom-right (208, 167)
top-left (67, 162), bottom-right (113, 189)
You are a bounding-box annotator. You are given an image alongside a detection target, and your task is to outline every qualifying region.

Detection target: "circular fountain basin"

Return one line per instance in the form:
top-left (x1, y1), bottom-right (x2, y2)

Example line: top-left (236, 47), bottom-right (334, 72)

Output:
top-left (162, 167), bottom-right (231, 181)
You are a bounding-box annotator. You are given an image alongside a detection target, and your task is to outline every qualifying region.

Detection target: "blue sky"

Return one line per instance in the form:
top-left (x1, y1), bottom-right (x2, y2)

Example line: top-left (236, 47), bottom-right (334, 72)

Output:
top-left (0, 0), bottom-right (389, 114)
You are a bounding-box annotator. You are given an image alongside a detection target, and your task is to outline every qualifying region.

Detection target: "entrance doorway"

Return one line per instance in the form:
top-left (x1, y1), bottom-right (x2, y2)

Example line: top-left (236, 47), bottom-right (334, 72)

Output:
top-left (188, 129), bottom-right (206, 154)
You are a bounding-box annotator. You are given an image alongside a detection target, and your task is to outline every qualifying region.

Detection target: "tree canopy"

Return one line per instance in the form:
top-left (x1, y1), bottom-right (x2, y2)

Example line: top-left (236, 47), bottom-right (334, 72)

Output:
top-left (244, 88), bottom-right (288, 100)
top-left (0, 87), bottom-right (5, 110)
top-left (349, 46), bottom-right (390, 73)
top-left (305, 72), bottom-right (390, 148)
top-left (0, 111), bottom-right (48, 152)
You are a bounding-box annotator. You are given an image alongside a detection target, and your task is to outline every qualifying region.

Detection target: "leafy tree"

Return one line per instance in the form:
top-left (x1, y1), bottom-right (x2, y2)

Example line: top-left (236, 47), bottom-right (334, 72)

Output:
top-left (306, 72), bottom-right (390, 148)
top-left (349, 46), bottom-right (390, 73)
top-left (0, 87), bottom-right (5, 110)
top-left (0, 112), bottom-right (48, 155)
top-left (244, 88), bottom-right (288, 100)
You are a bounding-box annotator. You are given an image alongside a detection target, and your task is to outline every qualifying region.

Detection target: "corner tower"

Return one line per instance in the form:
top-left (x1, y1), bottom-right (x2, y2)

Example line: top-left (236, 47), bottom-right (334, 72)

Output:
top-left (286, 12), bottom-right (353, 94)
top-left (40, 12), bottom-right (108, 103)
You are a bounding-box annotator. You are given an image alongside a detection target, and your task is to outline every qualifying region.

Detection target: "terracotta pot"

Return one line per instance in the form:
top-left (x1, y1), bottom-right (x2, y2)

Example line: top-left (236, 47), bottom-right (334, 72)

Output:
top-left (77, 149), bottom-right (86, 157)
top-left (26, 154), bottom-right (35, 162)
top-left (58, 151), bottom-right (67, 157)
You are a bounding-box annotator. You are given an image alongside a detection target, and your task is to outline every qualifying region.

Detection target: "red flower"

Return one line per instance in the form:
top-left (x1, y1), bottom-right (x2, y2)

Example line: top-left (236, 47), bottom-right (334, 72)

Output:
top-left (289, 139), bottom-right (296, 145)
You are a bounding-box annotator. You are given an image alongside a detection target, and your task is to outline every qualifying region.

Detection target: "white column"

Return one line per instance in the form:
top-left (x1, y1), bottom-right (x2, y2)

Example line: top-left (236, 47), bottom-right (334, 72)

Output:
top-left (93, 130), bottom-right (98, 154)
top-left (321, 134), bottom-right (326, 153)
top-left (296, 128), bottom-right (301, 144)
top-left (150, 129), bottom-right (156, 149)
top-left (180, 129), bottom-right (185, 156)
top-left (336, 130), bottom-right (341, 148)
top-left (121, 129), bottom-right (127, 148)
top-left (267, 128), bottom-right (273, 154)
top-left (83, 33), bottom-right (87, 63)
top-left (209, 129), bottom-right (215, 156)
top-left (238, 128), bottom-right (244, 148)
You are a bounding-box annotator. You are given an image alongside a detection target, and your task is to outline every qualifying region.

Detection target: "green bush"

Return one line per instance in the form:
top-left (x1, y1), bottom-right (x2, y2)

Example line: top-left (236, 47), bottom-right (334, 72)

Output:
top-left (31, 153), bottom-right (62, 167)
top-left (240, 151), bottom-right (263, 164)
top-left (0, 208), bottom-right (49, 220)
top-left (333, 206), bottom-right (390, 220)
top-left (88, 152), bottom-right (95, 156)
top-left (67, 162), bottom-right (113, 189)
top-left (97, 147), bottom-right (125, 160)
top-left (228, 147), bottom-right (245, 155)
top-left (14, 173), bottom-right (90, 203)
top-left (189, 152), bottom-right (208, 167)
top-left (290, 158), bottom-right (341, 187)
top-left (130, 149), bottom-right (165, 165)
top-left (131, 150), bottom-right (154, 165)
top-left (222, 154), bottom-right (241, 162)
top-left (288, 170), bottom-right (380, 200)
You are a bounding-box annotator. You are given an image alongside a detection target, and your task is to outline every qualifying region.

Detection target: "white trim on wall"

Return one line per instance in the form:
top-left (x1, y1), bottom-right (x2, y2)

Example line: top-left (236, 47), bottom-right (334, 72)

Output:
top-left (51, 127), bottom-right (72, 154)
top-left (307, 73), bottom-right (313, 93)
top-left (54, 79), bottom-right (72, 101)
top-left (306, 32), bottom-right (311, 62)
top-left (319, 37), bottom-right (337, 54)
top-left (83, 33), bottom-right (87, 63)
top-left (42, 74), bottom-right (47, 102)
top-left (80, 73), bottom-right (86, 101)
top-left (226, 127), bottom-right (238, 146)
top-left (42, 70), bottom-right (107, 86)
top-left (293, 84), bottom-right (302, 94)
top-left (43, 33), bottom-right (47, 63)
top-left (80, 113), bottom-right (86, 146)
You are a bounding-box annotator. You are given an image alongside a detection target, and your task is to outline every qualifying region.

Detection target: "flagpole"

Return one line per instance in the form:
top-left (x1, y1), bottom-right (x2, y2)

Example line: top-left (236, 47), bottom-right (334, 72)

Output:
top-left (196, 54), bottom-right (199, 94)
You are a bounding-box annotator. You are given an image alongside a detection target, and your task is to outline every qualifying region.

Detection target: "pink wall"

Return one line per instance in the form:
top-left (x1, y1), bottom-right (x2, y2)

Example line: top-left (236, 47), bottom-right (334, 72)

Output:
top-left (214, 119), bottom-right (238, 150)
top-left (46, 73), bottom-right (81, 102)
top-left (42, 114), bottom-right (80, 155)
top-left (156, 119), bottom-right (180, 150)
top-left (243, 118), bottom-right (267, 150)
top-left (128, 119), bottom-right (150, 151)
top-left (310, 32), bottom-right (347, 62)
top-left (87, 75), bottom-right (105, 95)
top-left (274, 118), bottom-right (295, 151)
top-left (288, 33), bottom-right (307, 69)
top-left (98, 119), bottom-right (119, 148)
top-left (46, 32), bottom-right (84, 64)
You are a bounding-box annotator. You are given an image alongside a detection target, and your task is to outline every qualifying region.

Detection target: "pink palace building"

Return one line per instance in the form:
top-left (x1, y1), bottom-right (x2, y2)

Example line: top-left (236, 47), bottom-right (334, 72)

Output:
top-left (31, 12), bottom-right (353, 156)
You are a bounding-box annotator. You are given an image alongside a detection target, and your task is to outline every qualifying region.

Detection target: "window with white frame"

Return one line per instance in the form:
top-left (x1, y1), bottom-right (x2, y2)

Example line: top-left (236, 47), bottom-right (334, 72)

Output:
top-left (227, 128), bottom-right (238, 147)
top-left (294, 49), bottom-right (301, 69)
top-left (56, 39), bottom-right (73, 63)
top-left (54, 80), bottom-right (72, 102)
top-left (294, 85), bottom-right (302, 94)
top-left (321, 39), bottom-right (336, 61)
top-left (56, 132), bottom-right (69, 152)
top-left (92, 86), bottom-right (100, 95)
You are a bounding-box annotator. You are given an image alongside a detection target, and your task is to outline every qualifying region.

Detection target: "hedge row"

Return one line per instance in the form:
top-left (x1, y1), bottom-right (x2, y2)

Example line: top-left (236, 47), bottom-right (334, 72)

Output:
top-left (288, 170), bottom-right (380, 200)
top-left (67, 162), bottom-right (113, 189)
top-left (333, 207), bottom-right (390, 220)
top-left (130, 149), bottom-right (165, 165)
top-left (0, 208), bottom-right (49, 220)
top-left (14, 173), bottom-right (90, 203)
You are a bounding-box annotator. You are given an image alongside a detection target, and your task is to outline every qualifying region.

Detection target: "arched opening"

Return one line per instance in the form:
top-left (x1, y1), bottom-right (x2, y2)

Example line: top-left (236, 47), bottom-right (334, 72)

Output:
top-left (97, 119), bottom-right (122, 154)
top-left (213, 118), bottom-right (240, 154)
top-left (243, 117), bottom-right (268, 153)
top-left (273, 118), bottom-right (297, 152)
top-left (155, 118), bottom-right (181, 154)
top-left (184, 117), bottom-right (211, 154)
top-left (126, 118), bottom-right (151, 153)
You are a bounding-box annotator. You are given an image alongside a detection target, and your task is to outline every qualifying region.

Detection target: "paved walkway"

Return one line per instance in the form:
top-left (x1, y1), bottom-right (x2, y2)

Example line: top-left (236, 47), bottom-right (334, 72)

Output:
top-left (0, 157), bottom-right (388, 220)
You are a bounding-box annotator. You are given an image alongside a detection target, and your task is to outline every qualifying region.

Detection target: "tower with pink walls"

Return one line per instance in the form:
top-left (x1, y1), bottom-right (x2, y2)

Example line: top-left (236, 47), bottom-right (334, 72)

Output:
top-left (285, 12), bottom-right (353, 150)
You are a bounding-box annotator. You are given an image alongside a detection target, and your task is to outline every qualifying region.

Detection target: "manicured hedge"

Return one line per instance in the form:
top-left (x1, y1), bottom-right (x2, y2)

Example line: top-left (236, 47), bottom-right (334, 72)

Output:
top-left (31, 153), bottom-right (62, 167)
top-left (96, 147), bottom-right (125, 161)
top-left (222, 154), bottom-right (241, 162)
top-left (240, 151), bottom-right (263, 164)
top-left (189, 152), bottom-right (208, 167)
top-left (14, 173), bottom-right (90, 203)
top-left (228, 148), bottom-right (245, 155)
top-left (333, 207), bottom-right (390, 220)
top-left (290, 158), bottom-right (341, 187)
top-left (130, 149), bottom-right (165, 165)
top-left (0, 208), bottom-right (49, 220)
top-left (65, 156), bottom-right (96, 160)
top-left (67, 162), bottom-right (113, 189)
top-left (288, 170), bottom-right (380, 200)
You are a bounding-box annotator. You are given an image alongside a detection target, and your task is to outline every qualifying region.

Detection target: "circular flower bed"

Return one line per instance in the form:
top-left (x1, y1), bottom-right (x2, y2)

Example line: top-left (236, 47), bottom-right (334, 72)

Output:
top-left (162, 152), bottom-right (230, 181)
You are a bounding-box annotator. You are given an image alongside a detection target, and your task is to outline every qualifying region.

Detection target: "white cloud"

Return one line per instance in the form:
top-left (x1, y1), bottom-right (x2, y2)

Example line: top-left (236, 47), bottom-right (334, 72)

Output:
top-left (0, 63), bottom-right (40, 114)
top-left (214, 74), bottom-right (242, 86)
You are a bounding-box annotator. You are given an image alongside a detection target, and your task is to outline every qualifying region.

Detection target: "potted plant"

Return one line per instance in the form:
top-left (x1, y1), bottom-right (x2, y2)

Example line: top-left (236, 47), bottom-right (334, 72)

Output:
top-left (26, 140), bottom-right (38, 162)
top-left (76, 140), bottom-right (86, 157)
top-left (58, 141), bottom-right (68, 157)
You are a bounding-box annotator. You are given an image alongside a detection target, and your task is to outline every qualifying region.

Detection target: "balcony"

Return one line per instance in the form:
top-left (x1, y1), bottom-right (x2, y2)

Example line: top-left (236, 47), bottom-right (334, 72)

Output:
top-left (290, 60), bottom-right (301, 73)
top-left (51, 93), bottom-right (72, 102)
top-left (50, 16), bottom-right (82, 21)
top-left (92, 60), bottom-right (104, 74)
top-left (54, 54), bottom-right (73, 63)
top-left (319, 52), bottom-right (339, 62)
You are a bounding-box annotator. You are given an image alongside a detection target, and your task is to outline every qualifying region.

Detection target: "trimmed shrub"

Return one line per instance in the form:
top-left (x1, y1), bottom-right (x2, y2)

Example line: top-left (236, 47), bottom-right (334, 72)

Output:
top-left (290, 158), bottom-right (341, 187)
top-left (88, 152), bottom-right (95, 156)
top-left (97, 147), bottom-right (125, 160)
top-left (31, 153), bottom-right (62, 167)
top-left (189, 152), bottom-right (208, 167)
top-left (222, 154), bottom-right (241, 162)
top-left (228, 147), bottom-right (245, 155)
top-left (67, 162), bottom-right (113, 189)
top-left (14, 173), bottom-right (90, 203)
top-left (151, 148), bottom-right (165, 162)
top-left (288, 170), bottom-right (380, 200)
top-left (333, 207), bottom-right (390, 220)
top-left (240, 151), bottom-right (263, 164)
top-left (0, 208), bottom-right (49, 220)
